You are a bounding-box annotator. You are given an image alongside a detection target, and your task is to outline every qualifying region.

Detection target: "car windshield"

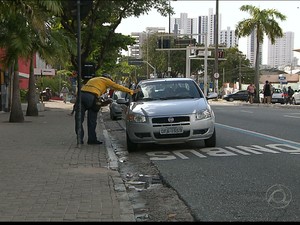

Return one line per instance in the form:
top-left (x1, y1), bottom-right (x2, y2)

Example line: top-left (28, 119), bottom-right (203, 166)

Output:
top-left (112, 91), bottom-right (127, 100)
top-left (134, 80), bottom-right (203, 101)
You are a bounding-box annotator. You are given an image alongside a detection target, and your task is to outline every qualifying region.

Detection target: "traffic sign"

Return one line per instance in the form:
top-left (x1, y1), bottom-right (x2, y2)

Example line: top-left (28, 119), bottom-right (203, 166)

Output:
top-left (197, 51), bottom-right (211, 56)
top-left (128, 58), bottom-right (143, 65)
top-left (214, 73), bottom-right (220, 79)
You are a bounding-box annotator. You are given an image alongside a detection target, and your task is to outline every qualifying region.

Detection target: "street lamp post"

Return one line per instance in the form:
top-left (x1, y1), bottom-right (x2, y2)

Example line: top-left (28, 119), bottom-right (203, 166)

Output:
top-left (76, 0), bottom-right (82, 147)
top-left (146, 31), bottom-right (149, 78)
top-left (167, 0), bottom-right (171, 77)
top-left (214, 0), bottom-right (219, 96)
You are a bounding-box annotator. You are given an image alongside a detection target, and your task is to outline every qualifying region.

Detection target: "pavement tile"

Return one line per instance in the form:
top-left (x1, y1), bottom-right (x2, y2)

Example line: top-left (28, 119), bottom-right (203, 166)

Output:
top-left (0, 100), bottom-right (135, 222)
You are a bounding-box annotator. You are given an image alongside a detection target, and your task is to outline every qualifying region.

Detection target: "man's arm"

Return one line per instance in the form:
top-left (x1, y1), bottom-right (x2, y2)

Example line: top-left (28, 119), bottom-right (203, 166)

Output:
top-left (108, 80), bottom-right (136, 95)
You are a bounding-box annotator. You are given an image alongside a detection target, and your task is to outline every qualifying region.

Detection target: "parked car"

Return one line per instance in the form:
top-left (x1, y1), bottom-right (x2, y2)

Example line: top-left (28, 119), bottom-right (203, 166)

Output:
top-left (109, 90), bottom-right (127, 120)
top-left (259, 88), bottom-right (285, 104)
top-left (292, 90), bottom-right (300, 105)
top-left (223, 90), bottom-right (249, 102)
top-left (117, 78), bottom-right (216, 152)
top-left (270, 88), bottom-right (285, 104)
top-left (207, 92), bottom-right (218, 99)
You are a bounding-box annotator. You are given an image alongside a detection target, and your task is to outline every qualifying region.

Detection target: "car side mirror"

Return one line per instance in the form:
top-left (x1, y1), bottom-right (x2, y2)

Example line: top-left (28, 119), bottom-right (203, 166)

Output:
top-left (116, 98), bottom-right (130, 106)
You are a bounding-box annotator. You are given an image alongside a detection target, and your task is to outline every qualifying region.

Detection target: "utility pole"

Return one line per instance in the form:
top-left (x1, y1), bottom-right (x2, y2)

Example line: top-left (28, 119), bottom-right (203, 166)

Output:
top-left (76, 0), bottom-right (82, 147)
top-left (167, 0), bottom-right (171, 77)
top-left (239, 56), bottom-right (242, 90)
top-left (204, 33), bottom-right (208, 96)
top-left (214, 0), bottom-right (219, 96)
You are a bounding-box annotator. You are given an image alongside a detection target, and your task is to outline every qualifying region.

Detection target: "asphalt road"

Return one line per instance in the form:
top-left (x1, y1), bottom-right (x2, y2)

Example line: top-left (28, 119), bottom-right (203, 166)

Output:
top-left (103, 101), bottom-right (300, 222)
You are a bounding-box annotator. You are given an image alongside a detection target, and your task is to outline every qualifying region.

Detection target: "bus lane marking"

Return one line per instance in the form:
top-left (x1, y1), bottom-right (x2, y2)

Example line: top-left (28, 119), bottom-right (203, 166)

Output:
top-left (146, 144), bottom-right (300, 161)
top-left (283, 115), bottom-right (300, 119)
top-left (146, 122), bottom-right (300, 161)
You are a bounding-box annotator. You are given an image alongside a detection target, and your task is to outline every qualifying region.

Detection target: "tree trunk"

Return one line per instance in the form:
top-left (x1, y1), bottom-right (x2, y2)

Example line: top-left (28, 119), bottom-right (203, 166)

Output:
top-left (9, 59), bottom-right (24, 123)
top-left (254, 34), bottom-right (261, 103)
top-left (26, 56), bottom-right (39, 116)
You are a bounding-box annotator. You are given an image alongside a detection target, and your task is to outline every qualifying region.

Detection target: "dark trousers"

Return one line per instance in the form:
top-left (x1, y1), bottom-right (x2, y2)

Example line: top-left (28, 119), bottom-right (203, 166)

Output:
top-left (75, 92), bottom-right (99, 143)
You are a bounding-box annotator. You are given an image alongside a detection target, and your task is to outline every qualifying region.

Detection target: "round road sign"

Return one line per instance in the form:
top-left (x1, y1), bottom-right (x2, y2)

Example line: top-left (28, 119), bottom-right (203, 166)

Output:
top-left (214, 73), bottom-right (220, 79)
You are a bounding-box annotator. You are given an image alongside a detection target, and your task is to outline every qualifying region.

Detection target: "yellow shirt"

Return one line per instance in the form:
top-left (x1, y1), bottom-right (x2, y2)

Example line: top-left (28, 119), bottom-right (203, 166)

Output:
top-left (81, 77), bottom-right (134, 97)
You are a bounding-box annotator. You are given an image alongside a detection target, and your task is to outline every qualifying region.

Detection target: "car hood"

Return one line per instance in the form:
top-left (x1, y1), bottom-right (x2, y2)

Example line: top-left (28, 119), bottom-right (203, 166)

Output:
top-left (129, 98), bottom-right (210, 117)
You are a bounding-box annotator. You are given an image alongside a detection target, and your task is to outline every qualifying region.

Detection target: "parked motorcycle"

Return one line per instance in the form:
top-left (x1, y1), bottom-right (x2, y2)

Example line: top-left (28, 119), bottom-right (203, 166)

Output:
top-left (40, 88), bottom-right (52, 101)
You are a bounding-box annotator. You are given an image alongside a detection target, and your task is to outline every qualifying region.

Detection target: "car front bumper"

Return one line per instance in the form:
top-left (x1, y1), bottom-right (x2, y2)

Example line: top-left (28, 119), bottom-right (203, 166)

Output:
top-left (126, 116), bottom-right (215, 145)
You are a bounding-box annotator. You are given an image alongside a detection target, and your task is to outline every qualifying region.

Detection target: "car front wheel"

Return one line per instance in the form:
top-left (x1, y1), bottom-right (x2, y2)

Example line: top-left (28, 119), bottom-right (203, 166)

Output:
top-left (126, 133), bottom-right (138, 152)
top-left (204, 129), bottom-right (216, 147)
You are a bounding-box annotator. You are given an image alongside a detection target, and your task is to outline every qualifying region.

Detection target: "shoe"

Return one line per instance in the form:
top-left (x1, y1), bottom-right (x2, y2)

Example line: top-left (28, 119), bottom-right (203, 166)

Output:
top-left (87, 140), bottom-right (103, 145)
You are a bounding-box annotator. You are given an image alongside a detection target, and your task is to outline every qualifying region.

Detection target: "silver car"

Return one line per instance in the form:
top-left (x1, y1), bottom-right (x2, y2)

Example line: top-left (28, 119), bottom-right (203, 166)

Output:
top-left (292, 90), bottom-right (300, 105)
top-left (117, 78), bottom-right (216, 152)
top-left (109, 91), bottom-right (127, 120)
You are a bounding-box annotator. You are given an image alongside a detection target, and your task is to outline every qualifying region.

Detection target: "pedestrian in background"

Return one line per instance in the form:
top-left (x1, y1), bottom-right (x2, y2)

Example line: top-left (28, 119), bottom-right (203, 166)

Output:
top-left (282, 86), bottom-right (288, 104)
top-left (263, 80), bottom-right (272, 104)
top-left (247, 83), bottom-right (255, 104)
top-left (60, 84), bottom-right (69, 103)
top-left (287, 86), bottom-right (294, 105)
top-left (69, 93), bottom-right (77, 116)
top-left (75, 73), bottom-right (139, 145)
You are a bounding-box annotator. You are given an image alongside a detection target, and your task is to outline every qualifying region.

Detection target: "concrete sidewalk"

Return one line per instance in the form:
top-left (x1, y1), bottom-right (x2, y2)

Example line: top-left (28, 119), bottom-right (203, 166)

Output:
top-left (0, 100), bottom-right (135, 222)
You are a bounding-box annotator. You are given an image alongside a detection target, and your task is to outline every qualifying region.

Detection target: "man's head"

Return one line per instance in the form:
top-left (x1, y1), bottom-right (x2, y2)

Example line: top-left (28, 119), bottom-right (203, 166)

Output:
top-left (102, 73), bottom-right (113, 81)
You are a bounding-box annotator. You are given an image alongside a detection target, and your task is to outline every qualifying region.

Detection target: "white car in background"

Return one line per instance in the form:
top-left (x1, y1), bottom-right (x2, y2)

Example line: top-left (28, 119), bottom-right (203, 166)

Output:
top-left (259, 88), bottom-right (284, 104)
top-left (292, 90), bottom-right (300, 105)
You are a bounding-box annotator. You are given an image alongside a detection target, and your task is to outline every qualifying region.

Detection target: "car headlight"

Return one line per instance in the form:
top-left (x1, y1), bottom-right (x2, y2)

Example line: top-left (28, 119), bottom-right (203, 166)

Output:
top-left (195, 109), bottom-right (213, 120)
top-left (127, 113), bottom-right (146, 123)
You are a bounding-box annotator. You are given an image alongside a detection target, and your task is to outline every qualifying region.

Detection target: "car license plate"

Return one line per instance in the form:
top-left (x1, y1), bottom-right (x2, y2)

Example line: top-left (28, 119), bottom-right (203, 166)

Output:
top-left (160, 126), bottom-right (183, 135)
top-left (273, 99), bottom-right (278, 102)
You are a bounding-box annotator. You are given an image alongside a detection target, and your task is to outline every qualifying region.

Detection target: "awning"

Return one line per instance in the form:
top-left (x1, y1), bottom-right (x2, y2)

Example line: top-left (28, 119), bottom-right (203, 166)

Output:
top-left (293, 48), bottom-right (300, 52)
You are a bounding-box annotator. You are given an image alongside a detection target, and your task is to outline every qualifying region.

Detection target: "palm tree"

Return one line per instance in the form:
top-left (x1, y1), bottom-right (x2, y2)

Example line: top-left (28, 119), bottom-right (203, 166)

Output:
top-left (0, 10), bottom-right (33, 122)
top-left (235, 5), bottom-right (286, 102)
top-left (20, 1), bottom-right (62, 116)
top-left (0, 0), bottom-right (62, 120)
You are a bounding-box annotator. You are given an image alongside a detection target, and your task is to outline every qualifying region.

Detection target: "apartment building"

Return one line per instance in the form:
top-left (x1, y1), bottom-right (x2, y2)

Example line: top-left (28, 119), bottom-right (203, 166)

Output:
top-left (267, 31), bottom-right (295, 68)
top-left (129, 27), bottom-right (165, 59)
top-left (247, 30), bottom-right (263, 67)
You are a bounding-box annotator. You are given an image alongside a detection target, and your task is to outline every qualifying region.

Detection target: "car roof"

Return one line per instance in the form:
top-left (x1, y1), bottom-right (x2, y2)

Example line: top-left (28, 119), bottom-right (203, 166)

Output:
top-left (138, 77), bottom-right (194, 84)
top-left (233, 90), bottom-right (247, 93)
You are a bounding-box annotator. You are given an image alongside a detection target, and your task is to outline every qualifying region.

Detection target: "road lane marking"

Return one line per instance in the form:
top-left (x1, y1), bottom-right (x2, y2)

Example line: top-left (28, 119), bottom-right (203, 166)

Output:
top-left (216, 123), bottom-right (300, 148)
top-left (283, 115), bottom-right (300, 119)
top-left (240, 110), bottom-right (253, 113)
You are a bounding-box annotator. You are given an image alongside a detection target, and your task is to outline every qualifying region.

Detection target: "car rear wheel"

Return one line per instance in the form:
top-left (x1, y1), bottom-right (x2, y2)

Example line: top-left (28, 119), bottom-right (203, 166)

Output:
top-left (204, 129), bottom-right (216, 147)
top-left (126, 132), bottom-right (138, 152)
top-left (110, 111), bottom-right (116, 120)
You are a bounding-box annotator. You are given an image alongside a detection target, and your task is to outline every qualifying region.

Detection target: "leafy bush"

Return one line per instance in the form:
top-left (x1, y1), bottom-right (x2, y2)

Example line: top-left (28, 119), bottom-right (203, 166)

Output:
top-left (20, 89), bottom-right (28, 103)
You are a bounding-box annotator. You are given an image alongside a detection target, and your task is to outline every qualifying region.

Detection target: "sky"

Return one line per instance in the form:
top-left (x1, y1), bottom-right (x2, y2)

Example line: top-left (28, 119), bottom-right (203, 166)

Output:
top-left (116, 0), bottom-right (300, 64)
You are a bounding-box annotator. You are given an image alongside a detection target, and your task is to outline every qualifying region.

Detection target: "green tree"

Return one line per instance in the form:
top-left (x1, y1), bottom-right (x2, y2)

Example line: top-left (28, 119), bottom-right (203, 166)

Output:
top-left (142, 33), bottom-right (199, 78)
top-left (26, 3), bottom-right (65, 116)
top-left (219, 47), bottom-right (254, 87)
top-left (58, 0), bottom-right (173, 75)
top-left (0, 0), bottom-right (63, 121)
top-left (235, 5), bottom-right (286, 102)
top-left (0, 7), bottom-right (32, 122)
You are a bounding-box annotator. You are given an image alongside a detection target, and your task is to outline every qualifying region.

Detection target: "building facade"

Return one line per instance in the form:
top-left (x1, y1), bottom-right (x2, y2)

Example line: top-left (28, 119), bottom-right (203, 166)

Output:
top-left (247, 30), bottom-right (263, 67)
top-left (128, 27), bottom-right (165, 59)
top-left (267, 31), bottom-right (295, 68)
top-left (219, 26), bottom-right (239, 48)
